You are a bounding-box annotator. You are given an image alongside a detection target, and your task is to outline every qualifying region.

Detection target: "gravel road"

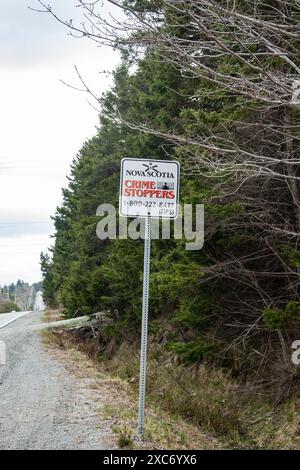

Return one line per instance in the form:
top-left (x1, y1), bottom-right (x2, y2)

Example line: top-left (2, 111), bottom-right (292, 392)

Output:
top-left (0, 311), bottom-right (111, 450)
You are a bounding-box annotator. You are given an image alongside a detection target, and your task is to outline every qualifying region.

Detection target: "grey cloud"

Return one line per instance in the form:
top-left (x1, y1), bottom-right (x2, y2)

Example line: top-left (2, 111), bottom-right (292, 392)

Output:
top-left (0, 210), bottom-right (53, 238)
top-left (0, 0), bottom-right (88, 67)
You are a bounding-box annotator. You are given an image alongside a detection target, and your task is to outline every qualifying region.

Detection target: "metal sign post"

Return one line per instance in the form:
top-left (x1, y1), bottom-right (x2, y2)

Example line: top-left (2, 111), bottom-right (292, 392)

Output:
top-left (119, 158), bottom-right (180, 437)
top-left (138, 216), bottom-right (151, 436)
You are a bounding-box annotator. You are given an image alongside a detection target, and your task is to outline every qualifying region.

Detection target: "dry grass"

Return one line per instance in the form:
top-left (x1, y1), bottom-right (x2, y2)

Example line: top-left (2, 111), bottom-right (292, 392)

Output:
top-left (254, 399), bottom-right (300, 450)
top-left (42, 308), bottom-right (65, 323)
top-left (42, 328), bottom-right (300, 450)
top-left (42, 330), bottom-right (223, 450)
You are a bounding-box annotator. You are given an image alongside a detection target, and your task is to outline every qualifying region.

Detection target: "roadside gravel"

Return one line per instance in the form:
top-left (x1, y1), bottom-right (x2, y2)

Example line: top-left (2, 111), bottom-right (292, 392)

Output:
top-left (0, 311), bottom-right (113, 450)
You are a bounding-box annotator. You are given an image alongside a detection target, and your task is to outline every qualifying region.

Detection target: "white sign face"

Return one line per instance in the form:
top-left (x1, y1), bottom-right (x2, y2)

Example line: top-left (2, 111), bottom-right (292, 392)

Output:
top-left (119, 158), bottom-right (180, 219)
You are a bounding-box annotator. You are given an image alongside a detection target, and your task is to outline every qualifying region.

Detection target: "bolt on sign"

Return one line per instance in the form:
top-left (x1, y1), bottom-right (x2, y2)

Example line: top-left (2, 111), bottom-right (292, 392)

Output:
top-left (119, 158), bottom-right (180, 219)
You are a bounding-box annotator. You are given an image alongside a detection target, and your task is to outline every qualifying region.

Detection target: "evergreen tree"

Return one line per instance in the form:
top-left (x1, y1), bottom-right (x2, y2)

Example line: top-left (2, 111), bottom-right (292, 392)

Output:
top-left (40, 0), bottom-right (300, 378)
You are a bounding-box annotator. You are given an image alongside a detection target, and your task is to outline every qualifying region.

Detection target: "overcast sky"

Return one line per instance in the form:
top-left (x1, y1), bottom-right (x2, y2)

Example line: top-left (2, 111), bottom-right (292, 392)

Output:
top-left (0, 0), bottom-right (120, 285)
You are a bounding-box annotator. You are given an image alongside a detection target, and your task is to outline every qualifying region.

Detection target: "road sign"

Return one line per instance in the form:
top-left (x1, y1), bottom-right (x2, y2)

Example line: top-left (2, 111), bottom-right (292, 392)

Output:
top-left (119, 158), bottom-right (180, 219)
top-left (119, 158), bottom-right (180, 437)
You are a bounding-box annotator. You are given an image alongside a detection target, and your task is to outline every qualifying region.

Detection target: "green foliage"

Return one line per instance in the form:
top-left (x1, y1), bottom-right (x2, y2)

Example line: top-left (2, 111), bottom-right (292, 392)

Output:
top-left (40, 252), bottom-right (58, 308)
top-left (167, 338), bottom-right (216, 364)
top-left (0, 301), bottom-right (20, 314)
top-left (173, 294), bottom-right (212, 329)
top-left (41, 0), bottom-right (300, 381)
top-left (263, 302), bottom-right (300, 330)
top-left (282, 246), bottom-right (300, 269)
top-left (41, 52), bottom-right (207, 322)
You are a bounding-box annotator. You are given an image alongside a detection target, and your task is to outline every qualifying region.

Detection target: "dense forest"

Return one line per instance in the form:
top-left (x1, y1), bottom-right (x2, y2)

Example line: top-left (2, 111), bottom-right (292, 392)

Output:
top-left (41, 0), bottom-right (300, 403)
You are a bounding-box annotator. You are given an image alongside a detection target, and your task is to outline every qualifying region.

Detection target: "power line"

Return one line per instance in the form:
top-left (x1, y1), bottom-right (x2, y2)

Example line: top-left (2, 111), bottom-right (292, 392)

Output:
top-left (0, 252), bottom-right (43, 255)
top-left (0, 221), bottom-right (51, 225)
top-left (0, 165), bottom-right (67, 169)
top-left (0, 243), bottom-right (49, 247)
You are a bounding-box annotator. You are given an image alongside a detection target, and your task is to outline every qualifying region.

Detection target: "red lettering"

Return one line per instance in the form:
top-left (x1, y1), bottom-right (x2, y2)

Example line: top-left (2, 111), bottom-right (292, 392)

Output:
top-left (123, 188), bottom-right (175, 199)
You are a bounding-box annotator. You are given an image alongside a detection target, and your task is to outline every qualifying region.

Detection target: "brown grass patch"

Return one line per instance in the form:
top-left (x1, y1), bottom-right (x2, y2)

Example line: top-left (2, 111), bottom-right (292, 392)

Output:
top-left (43, 308), bottom-right (65, 323)
top-left (42, 327), bottom-right (300, 450)
top-left (42, 329), bottom-right (223, 450)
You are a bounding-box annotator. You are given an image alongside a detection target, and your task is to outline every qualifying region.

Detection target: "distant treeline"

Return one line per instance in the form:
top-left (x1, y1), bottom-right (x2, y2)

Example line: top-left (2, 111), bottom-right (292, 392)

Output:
top-left (0, 280), bottom-right (43, 311)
